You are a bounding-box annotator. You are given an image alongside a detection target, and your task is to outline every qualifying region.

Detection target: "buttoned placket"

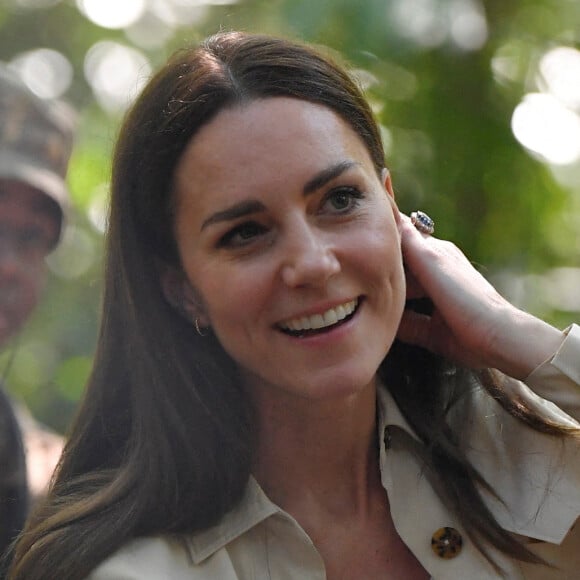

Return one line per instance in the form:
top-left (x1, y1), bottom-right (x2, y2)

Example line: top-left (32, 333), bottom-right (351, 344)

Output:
top-left (377, 386), bottom-right (520, 579)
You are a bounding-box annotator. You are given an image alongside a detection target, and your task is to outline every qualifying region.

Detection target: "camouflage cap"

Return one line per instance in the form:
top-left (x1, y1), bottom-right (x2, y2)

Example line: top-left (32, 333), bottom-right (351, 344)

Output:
top-left (0, 61), bottom-right (75, 228)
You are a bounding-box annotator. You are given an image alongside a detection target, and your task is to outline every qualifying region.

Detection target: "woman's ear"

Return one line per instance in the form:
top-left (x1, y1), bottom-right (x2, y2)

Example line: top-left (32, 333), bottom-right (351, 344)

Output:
top-left (381, 168), bottom-right (395, 199)
top-left (160, 266), bottom-right (209, 326)
top-left (382, 168), bottom-right (401, 225)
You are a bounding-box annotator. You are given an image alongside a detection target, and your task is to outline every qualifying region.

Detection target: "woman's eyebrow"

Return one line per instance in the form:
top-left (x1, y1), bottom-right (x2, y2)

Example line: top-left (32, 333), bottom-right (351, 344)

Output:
top-left (303, 160), bottom-right (360, 196)
top-left (201, 199), bottom-right (265, 230)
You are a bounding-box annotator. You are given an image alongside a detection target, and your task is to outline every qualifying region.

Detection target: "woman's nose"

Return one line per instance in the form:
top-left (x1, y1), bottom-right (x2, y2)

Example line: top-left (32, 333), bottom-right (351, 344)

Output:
top-left (280, 225), bottom-right (340, 288)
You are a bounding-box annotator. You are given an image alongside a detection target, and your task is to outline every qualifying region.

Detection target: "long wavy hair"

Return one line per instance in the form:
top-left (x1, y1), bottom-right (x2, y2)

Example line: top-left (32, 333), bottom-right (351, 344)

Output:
top-left (9, 31), bottom-right (577, 579)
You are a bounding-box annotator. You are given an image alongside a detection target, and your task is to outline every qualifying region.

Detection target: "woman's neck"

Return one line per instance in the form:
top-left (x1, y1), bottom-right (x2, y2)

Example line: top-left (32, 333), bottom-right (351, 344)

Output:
top-left (249, 378), bottom-right (380, 519)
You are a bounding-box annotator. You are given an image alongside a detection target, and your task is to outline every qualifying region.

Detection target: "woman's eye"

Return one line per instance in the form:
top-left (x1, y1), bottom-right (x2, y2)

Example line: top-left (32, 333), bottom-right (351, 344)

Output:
top-left (323, 187), bottom-right (363, 213)
top-left (218, 221), bottom-right (266, 248)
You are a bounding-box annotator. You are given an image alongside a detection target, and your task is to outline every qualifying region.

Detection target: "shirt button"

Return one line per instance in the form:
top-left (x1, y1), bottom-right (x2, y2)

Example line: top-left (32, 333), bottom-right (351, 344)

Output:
top-left (431, 527), bottom-right (463, 559)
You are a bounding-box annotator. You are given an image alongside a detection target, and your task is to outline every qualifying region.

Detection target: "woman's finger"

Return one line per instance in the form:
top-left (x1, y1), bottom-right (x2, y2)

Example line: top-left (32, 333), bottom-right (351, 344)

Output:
top-left (403, 265), bottom-right (426, 300)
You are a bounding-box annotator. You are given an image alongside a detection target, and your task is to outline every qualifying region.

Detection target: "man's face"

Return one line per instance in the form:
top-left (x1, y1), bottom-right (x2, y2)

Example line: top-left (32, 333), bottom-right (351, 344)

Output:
top-left (0, 180), bottom-right (59, 347)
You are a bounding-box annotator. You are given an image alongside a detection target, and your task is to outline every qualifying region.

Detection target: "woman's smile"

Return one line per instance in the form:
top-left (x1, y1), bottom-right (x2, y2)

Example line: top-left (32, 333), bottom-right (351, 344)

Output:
top-left (172, 96), bottom-right (406, 402)
top-left (277, 297), bottom-right (361, 336)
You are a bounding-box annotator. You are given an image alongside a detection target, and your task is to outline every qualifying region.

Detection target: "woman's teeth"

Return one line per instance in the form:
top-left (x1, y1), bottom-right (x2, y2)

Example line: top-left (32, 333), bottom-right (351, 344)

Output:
top-left (280, 298), bottom-right (359, 333)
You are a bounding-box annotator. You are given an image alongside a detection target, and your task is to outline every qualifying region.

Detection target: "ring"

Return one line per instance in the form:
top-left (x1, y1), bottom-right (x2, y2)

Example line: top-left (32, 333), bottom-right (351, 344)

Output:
top-left (410, 210), bottom-right (435, 235)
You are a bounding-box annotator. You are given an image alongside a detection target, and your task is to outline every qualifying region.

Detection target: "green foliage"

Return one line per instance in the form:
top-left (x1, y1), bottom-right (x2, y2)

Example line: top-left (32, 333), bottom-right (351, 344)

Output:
top-left (54, 356), bottom-right (93, 402)
top-left (1, 0), bottom-right (579, 431)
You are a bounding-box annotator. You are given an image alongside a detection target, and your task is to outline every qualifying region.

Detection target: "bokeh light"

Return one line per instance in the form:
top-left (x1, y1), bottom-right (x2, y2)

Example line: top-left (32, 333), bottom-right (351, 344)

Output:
top-left (9, 48), bottom-right (73, 99)
top-left (125, 12), bottom-right (174, 49)
top-left (449, 0), bottom-right (488, 51)
top-left (491, 41), bottom-right (526, 86)
top-left (538, 46), bottom-right (580, 111)
top-left (76, 0), bottom-right (146, 30)
top-left (388, 0), bottom-right (487, 51)
top-left (511, 93), bottom-right (580, 166)
top-left (149, 0), bottom-right (210, 27)
top-left (87, 184), bottom-right (110, 234)
top-left (84, 41), bottom-right (151, 113)
top-left (389, 0), bottom-right (447, 49)
top-left (46, 225), bottom-right (97, 279)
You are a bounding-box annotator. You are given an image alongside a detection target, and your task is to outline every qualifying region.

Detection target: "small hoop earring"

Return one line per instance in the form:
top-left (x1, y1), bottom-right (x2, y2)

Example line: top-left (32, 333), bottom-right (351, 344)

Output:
top-left (194, 318), bottom-right (208, 337)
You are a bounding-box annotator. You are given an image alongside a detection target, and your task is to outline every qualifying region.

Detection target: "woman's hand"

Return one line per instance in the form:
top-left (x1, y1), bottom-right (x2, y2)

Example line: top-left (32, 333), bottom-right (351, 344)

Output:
top-left (396, 214), bottom-right (565, 379)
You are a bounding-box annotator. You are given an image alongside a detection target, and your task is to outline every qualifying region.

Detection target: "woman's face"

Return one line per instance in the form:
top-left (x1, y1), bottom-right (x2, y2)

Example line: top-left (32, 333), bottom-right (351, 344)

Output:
top-left (172, 97), bottom-right (406, 403)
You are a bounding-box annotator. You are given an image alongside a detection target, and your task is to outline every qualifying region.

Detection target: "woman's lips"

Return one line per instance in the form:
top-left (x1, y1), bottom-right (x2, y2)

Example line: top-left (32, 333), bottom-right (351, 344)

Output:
top-left (277, 298), bottom-right (361, 337)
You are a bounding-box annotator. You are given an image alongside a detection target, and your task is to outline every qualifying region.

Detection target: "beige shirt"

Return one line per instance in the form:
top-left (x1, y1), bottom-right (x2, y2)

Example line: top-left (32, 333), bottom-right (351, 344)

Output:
top-left (88, 325), bottom-right (580, 580)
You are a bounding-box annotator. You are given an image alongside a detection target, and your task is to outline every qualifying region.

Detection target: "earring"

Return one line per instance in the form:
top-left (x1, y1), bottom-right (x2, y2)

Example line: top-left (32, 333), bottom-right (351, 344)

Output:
top-left (194, 318), bottom-right (208, 337)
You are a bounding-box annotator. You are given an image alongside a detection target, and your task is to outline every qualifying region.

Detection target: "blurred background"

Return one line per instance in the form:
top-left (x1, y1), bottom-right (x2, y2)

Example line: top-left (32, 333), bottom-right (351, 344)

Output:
top-left (1, 0), bottom-right (579, 434)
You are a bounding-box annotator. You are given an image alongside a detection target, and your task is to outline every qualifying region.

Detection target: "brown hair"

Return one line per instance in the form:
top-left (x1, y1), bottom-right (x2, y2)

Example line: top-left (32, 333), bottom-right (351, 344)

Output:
top-left (9, 31), bottom-right (575, 579)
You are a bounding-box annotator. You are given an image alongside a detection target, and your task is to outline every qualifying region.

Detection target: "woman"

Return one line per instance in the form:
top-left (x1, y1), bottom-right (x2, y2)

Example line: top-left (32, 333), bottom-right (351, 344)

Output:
top-left (9, 32), bottom-right (580, 579)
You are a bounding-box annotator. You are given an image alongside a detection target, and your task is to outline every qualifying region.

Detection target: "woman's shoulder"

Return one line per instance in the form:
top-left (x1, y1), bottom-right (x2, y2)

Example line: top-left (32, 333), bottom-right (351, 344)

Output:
top-left (86, 532), bottom-right (248, 580)
top-left (86, 535), bottom-right (196, 580)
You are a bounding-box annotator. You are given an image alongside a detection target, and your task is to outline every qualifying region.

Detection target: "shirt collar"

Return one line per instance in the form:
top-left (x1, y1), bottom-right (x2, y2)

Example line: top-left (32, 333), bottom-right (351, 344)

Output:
top-left (185, 476), bottom-right (279, 564)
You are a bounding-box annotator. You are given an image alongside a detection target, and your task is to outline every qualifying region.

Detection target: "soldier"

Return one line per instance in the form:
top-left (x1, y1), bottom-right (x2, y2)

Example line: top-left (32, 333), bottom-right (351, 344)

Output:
top-left (0, 61), bottom-right (74, 570)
